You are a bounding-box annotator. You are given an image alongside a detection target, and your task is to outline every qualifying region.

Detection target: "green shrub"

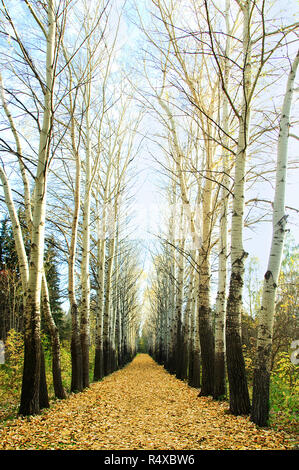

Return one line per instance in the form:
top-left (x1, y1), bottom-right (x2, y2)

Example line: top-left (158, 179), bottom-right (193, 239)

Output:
top-left (269, 351), bottom-right (299, 432)
top-left (0, 330), bottom-right (24, 399)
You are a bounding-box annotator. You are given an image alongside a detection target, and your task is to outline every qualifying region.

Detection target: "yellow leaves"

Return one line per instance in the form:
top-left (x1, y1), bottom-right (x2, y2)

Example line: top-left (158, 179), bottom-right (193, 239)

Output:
top-left (0, 354), bottom-right (294, 450)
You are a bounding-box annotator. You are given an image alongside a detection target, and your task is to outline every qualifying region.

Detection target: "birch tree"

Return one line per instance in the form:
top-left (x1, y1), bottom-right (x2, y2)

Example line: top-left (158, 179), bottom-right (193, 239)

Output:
top-left (202, 0), bottom-right (298, 414)
top-left (67, 71), bottom-right (83, 393)
top-left (18, 0), bottom-right (57, 415)
top-left (251, 49), bottom-right (299, 427)
top-left (213, 0), bottom-right (231, 400)
top-left (0, 0), bottom-right (70, 415)
top-left (0, 33), bottom-right (67, 403)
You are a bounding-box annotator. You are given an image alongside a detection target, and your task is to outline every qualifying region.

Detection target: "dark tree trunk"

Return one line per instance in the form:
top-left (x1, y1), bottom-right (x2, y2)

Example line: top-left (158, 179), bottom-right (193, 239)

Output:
top-left (103, 338), bottom-right (111, 376)
top-left (213, 351), bottom-right (226, 399)
top-left (198, 305), bottom-right (214, 396)
top-left (110, 347), bottom-right (117, 372)
top-left (71, 334), bottom-right (83, 392)
top-left (80, 329), bottom-right (89, 388)
top-left (19, 312), bottom-right (42, 416)
top-left (71, 304), bottom-right (83, 393)
top-left (51, 331), bottom-right (67, 399)
top-left (226, 326), bottom-right (251, 415)
top-left (39, 344), bottom-right (50, 409)
top-left (175, 316), bottom-right (182, 379)
top-left (251, 359), bottom-right (271, 427)
top-left (192, 350), bottom-right (201, 388)
top-left (41, 278), bottom-right (66, 400)
top-left (188, 343), bottom-right (194, 386)
top-left (94, 346), bottom-right (104, 381)
top-left (226, 272), bottom-right (251, 415)
top-left (179, 339), bottom-right (189, 380)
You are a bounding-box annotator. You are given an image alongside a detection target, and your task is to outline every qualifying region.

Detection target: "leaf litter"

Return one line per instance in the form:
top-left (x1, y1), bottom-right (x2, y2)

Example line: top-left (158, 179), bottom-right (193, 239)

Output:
top-left (0, 354), bottom-right (296, 450)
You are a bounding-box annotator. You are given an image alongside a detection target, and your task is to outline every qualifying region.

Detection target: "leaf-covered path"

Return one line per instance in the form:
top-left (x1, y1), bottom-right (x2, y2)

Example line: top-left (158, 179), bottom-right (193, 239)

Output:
top-left (0, 354), bottom-right (294, 450)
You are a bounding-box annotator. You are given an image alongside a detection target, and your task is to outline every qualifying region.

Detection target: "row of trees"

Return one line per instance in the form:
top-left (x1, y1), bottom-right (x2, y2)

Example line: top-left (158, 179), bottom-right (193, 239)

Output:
top-left (0, 0), bottom-right (142, 416)
top-left (0, 0), bottom-right (297, 430)
top-left (138, 0), bottom-right (298, 427)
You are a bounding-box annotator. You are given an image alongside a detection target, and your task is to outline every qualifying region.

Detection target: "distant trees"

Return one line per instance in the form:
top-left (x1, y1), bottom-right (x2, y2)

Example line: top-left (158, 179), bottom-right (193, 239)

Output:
top-left (0, 216), bottom-right (25, 339)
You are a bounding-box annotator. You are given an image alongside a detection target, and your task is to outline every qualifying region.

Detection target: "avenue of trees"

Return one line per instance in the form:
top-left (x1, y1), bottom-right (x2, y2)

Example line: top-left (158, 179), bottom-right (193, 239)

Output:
top-left (0, 0), bottom-right (298, 430)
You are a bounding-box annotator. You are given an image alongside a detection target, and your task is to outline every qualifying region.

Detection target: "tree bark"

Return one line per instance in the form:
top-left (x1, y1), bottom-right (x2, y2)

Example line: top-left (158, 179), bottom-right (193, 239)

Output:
top-left (213, 0), bottom-right (231, 401)
top-left (41, 272), bottom-right (66, 399)
top-left (225, 0), bottom-right (251, 416)
top-left (67, 72), bottom-right (83, 393)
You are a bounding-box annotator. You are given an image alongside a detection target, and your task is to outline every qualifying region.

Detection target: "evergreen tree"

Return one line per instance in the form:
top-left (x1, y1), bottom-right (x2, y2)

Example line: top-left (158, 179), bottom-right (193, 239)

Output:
top-left (0, 217), bottom-right (23, 340)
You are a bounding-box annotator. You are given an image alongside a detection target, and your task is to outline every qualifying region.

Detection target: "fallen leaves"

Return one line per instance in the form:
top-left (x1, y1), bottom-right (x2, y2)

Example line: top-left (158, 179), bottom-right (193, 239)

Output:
top-left (0, 354), bottom-right (296, 450)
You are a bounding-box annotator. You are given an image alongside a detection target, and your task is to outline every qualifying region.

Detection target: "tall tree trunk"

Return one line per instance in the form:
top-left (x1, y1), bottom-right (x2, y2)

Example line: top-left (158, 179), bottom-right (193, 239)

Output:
top-left (94, 174), bottom-right (110, 380)
top-left (103, 236), bottom-right (116, 376)
top-left (39, 343), bottom-right (50, 410)
top-left (80, 96), bottom-right (92, 389)
top-left (225, 0), bottom-right (251, 416)
top-left (251, 50), bottom-right (299, 427)
top-left (198, 147), bottom-right (214, 396)
top-left (94, 236), bottom-right (106, 381)
top-left (19, 0), bottom-right (55, 415)
top-left (1, 60), bottom-right (64, 403)
top-left (68, 74), bottom-right (83, 393)
top-left (175, 216), bottom-right (185, 380)
top-left (214, 0), bottom-right (231, 400)
top-left (225, 115), bottom-right (251, 414)
top-left (188, 270), bottom-right (198, 387)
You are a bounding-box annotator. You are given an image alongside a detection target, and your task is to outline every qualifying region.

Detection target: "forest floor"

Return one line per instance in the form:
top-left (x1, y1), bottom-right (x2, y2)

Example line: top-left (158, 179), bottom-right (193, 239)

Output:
top-left (0, 354), bottom-right (297, 450)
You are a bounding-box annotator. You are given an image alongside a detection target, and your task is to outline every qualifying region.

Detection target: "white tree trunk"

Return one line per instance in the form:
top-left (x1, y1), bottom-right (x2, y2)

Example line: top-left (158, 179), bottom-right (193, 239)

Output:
top-left (68, 89), bottom-right (83, 392)
top-left (214, 0), bottom-right (231, 399)
top-left (80, 84), bottom-right (92, 388)
top-left (225, 0), bottom-right (251, 416)
top-left (0, 167), bottom-right (29, 292)
top-left (1, 65), bottom-right (65, 401)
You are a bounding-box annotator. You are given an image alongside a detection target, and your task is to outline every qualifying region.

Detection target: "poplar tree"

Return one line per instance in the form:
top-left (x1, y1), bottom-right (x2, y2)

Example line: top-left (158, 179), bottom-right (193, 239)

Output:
top-left (251, 49), bottom-right (299, 427)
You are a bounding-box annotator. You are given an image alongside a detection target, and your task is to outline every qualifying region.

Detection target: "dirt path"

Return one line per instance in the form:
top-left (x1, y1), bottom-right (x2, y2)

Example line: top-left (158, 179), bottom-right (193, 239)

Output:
top-left (0, 354), bottom-right (294, 450)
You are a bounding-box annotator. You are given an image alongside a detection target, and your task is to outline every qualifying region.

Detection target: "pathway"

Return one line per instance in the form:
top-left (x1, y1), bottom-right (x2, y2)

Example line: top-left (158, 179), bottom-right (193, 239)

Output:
top-left (0, 354), bottom-right (294, 450)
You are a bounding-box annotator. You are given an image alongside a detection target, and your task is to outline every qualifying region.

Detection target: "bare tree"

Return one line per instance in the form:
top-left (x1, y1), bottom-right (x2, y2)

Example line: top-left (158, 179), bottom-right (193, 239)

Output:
top-left (251, 48), bottom-right (299, 427)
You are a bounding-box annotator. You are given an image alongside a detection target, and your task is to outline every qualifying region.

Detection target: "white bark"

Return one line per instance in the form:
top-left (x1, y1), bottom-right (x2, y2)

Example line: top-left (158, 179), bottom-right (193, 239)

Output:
top-left (214, 0), bottom-right (231, 398)
top-left (0, 167), bottom-right (29, 291)
top-left (251, 49), bottom-right (299, 426)
top-left (19, 0), bottom-right (56, 416)
top-left (28, 0), bottom-right (55, 307)
top-left (225, 0), bottom-right (251, 415)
